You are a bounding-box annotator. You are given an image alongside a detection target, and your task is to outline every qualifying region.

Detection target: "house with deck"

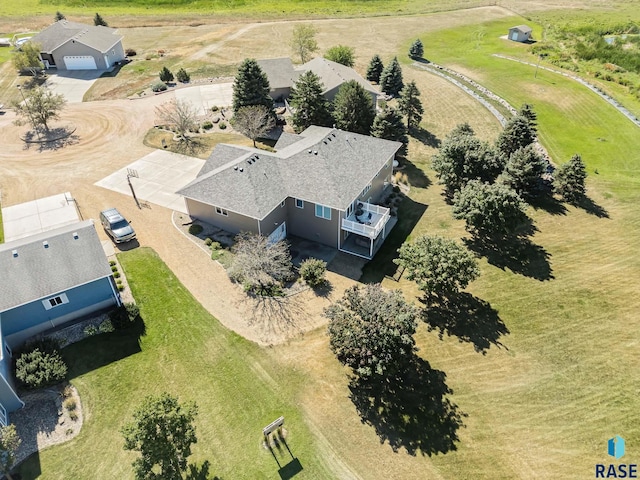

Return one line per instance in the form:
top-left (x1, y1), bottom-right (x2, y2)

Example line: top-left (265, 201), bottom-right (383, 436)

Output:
top-left (178, 126), bottom-right (401, 259)
top-left (0, 220), bottom-right (120, 422)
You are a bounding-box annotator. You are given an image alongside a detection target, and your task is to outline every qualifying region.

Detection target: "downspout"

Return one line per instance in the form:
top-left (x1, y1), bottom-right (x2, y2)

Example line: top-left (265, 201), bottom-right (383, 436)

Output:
top-left (257, 219), bottom-right (262, 236)
top-left (108, 275), bottom-right (122, 307)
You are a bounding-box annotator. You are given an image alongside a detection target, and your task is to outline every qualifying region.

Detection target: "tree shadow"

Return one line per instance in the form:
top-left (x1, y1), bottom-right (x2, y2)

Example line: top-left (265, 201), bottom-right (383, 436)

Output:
top-left (422, 292), bottom-right (509, 354)
top-left (574, 195), bottom-right (609, 219)
top-left (410, 126), bottom-right (441, 149)
top-left (312, 280), bottom-right (334, 298)
top-left (464, 233), bottom-right (553, 281)
top-left (529, 192), bottom-right (567, 216)
top-left (248, 293), bottom-right (308, 341)
top-left (174, 137), bottom-right (208, 156)
top-left (185, 460), bottom-right (222, 480)
top-left (349, 357), bottom-right (465, 456)
top-left (399, 158), bottom-right (431, 189)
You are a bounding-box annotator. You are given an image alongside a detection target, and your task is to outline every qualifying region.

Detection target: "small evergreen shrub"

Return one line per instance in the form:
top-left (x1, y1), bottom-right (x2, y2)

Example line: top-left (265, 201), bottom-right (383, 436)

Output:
top-left (211, 105), bottom-right (219, 112)
top-left (125, 48), bottom-right (137, 57)
top-left (84, 325), bottom-right (98, 336)
top-left (188, 224), bottom-right (203, 235)
top-left (210, 241), bottom-right (221, 250)
top-left (204, 237), bottom-right (213, 246)
top-left (111, 265), bottom-right (118, 272)
top-left (64, 398), bottom-right (77, 411)
top-left (219, 122), bottom-right (227, 130)
top-left (69, 411), bottom-right (78, 421)
top-left (202, 121), bottom-right (213, 130)
top-left (109, 303), bottom-right (140, 330)
top-left (299, 258), bottom-right (327, 287)
top-left (113, 271), bottom-right (121, 279)
top-left (152, 82), bottom-right (167, 92)
top-left (15, 348), bottom-right (68, 389)
top-left (118, 285), bottom-right (125, 292)
top-left (99, 319), bottom-right (115, 333)
top-left (109, 260), bottom-right (116, 266)
top-left (176, 67), bottom-right (190, 83)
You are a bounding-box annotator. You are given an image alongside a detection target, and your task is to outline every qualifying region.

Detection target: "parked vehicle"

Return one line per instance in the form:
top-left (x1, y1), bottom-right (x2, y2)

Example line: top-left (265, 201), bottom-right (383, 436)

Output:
top-left (99, 208), bottom-right (136, 243)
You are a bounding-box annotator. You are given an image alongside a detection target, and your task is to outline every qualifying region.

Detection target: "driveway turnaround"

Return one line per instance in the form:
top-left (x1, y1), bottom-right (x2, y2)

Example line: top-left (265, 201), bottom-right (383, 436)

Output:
top-left (94, 150), bottom-right (205, 213)
top-left (2, 192), bottom-right (80, 241)
top-left (174, 83), bottom-right (233, 115)
top-left (44, 70), bottom-right (104, 103)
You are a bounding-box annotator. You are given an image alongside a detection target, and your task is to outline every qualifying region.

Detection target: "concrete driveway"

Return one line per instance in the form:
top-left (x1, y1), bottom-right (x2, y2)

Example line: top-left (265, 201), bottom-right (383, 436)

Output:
top-left (175, 83), bottom-right (233, 115)
top-left (94, 150), bottom-right (205, 213)
top-left (45, 70), bottom-right (104, 103)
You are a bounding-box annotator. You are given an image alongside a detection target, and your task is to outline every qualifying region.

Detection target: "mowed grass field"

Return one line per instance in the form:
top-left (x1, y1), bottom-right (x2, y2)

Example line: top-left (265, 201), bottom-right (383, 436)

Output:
top-left (10, 6), bottom-right (640, 480)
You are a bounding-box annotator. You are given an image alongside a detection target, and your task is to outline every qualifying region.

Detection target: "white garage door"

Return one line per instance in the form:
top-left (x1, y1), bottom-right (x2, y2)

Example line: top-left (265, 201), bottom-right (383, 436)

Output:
top-left (63, 56), bottom-right (97, 70)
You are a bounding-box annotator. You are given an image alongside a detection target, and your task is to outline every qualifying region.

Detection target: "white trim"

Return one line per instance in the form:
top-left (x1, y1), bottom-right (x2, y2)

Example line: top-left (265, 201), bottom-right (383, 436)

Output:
top-left (295, 198), bottom-right (304, 209)
top-left (215, 206), bottom-right (228, 216)
top-left (42, 292), bottom-right (69, 310)
top-left (315, 204), bottom-right (331, 220)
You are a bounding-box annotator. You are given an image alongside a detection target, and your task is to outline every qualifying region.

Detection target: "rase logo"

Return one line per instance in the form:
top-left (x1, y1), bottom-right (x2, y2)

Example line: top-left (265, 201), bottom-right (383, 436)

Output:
top-left (596, 436), bottom-right (638, 478)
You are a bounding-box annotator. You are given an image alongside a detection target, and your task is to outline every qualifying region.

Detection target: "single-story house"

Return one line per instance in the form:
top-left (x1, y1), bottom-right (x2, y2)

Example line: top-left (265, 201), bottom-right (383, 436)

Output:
top-left (508, 25), bottom-right (533, 43)
top-left (257, 57), bottom-right (379, 107)
top-left (30, 20), bottom-right (125, 70)
top-left (0, 219), bottom-right (121, 422)
top-left (177, 126), bottom-right (401, 260)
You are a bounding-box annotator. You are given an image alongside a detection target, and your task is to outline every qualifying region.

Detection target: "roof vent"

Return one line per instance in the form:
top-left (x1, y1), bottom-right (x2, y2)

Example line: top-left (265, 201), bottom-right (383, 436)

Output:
top-left (313, 151), bottom-right (318, 155)
top-left (332, 132), bottom-right (336, 137)
top-left (73, 232), bottom-right (79, 239)
top-left (43, 241), bottom-right (49, 248)
top-left (12, 250), bottom-right (18, 258)
top-left (323, 141), bottom-right (327, 145)
top-left (234, 165), bottom-right (238, 170)
top-left (239, 167), bottom-right (244, 172)
top-left (308, 150), bottom-right (312, 154)
top-left (247, 159), bottom-right (252, 164)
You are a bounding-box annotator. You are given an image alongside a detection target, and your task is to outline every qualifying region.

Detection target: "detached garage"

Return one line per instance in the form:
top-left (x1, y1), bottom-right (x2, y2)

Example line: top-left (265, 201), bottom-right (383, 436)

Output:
top-left (30, 20), bottom-right (125, 71)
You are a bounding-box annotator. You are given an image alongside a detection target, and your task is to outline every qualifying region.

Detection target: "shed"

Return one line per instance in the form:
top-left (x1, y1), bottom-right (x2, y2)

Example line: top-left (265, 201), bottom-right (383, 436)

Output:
top-left (508, 25), bottom-right (533, 43)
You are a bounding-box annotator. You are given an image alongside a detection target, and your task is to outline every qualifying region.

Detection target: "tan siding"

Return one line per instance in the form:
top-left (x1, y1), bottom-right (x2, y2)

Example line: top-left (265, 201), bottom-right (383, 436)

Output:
top-left (185, 199), bottom-right (258, 235)
top-left (259, 202), bottom-right (288, 238)
top-left (287, 198), bottom-right (339, 248)
top-left (52, 39), bottom-right (124, 69)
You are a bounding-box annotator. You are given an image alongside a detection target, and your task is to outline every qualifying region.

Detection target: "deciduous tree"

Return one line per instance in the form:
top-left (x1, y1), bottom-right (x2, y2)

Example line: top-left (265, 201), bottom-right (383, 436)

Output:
top-left (554, 153), bottom-right (587, 202)
top-left (12, 41), bottom-right (43, 77)
top-left (232, 58), bottom-right (273, 114)
top-left (397, 80), bottom-right (423, 130)
top-left (395, 235), bottom-right (479, 300)
top-left (332, 80), bottom-right (375, 135)
top-left (495, 115), bottom-right (536, 158)
top-left (93, 13), bottom-right (108, 27)
top-left (291, 24), bottom-right (318, 63)
top-left (0, 424), bottom-right (21, 480)
top-left (122, 393), bottom-right (198, 480)
top-left (366, 54), bottom-right (384, 83)
top-left (325, 284), bottom-right (418, 379)
top-left (500, 145), bottom-right (548, 198)
top-left (231, 105), bottom-right (276, 147)
top-left (288, 70), bottom-right (333, 133)
top-left (155, 98), bottom-right (198, 141)
top-left (379, 57), bottom-right (404, 96)
top-left (453, 180), bottom-right (529, 236)
top-left (13, 86), bottom-right (66, 133)
top-left (409, 39), bottom-right (424, 58)
top-left (371, 106), bottom-right (408, 156)
top-left (324, 45), bottom-right (355, 67)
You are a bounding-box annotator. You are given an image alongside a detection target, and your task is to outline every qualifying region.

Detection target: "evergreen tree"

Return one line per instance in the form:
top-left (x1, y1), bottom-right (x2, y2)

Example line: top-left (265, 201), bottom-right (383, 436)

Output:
top-left (176, 68), bottom-right (190, 83)
top-left (496, 115), bottom-right (536, 158)
top-left (519, 103), bottom-right (538, 130)
top-left (232, 58), bottom-right (274, 114)
top-left (379, 57), bottom-right (404, 96)
top-left (55, 11), bottom-right (65, 21)
top-left (409, 39), bottom-right (424, 59)
top-left (397, 80), bottom-right (423, 130)
top-left (554, 154), bottom-right (587, 202)
top-left (366, 54), bottom-right (384, 83)
top-left (159, 66), bottom-right (174, 83)
top-left (332, 80), bottom-right (376, 135)
top-left (94, 13), bottom-right (108, 27)
top-left (371, 107), bottom-right (408, 156)
top-left (500, 145), bottom-right (548, 198)
top-left (289, 71), bottom-right (333, 133)
top-left (324, 45), bottom-right (355, 67)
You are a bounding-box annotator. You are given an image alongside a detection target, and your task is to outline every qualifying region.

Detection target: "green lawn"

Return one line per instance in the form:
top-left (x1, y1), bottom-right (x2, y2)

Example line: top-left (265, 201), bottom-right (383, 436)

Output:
top-left (19, 248), bottom-right (334, 479)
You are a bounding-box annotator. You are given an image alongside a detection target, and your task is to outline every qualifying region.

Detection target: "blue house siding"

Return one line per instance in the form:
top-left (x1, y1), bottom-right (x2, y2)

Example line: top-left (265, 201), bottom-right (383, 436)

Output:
top-left (2, 276), bottom-right (118, 348)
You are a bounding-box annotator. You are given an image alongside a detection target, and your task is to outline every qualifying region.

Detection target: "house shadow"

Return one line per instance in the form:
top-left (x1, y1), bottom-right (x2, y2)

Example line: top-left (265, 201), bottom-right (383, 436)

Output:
top-left (422, 292), bottom-right (509, 354)
top-left (464, 233), bottom-right (553, 281)
top-left (360, 196), bottom-right (428, 283)
top-left (348, 357), bottom-right (465, 456)
top-left (410, 126), bottom-right (441, 149)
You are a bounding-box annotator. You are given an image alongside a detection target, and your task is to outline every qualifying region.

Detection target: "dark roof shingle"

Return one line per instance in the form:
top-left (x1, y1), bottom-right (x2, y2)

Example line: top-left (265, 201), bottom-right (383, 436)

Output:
top-left (31, 20), bottom-right (123, 54)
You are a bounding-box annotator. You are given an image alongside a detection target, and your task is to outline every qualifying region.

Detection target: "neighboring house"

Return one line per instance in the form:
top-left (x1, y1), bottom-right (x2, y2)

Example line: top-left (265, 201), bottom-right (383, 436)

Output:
top-left (258, 57), bottom-right (379, 107)
top-left (508, 25), bottom-right (533, 43)
top-left (30, 20), bottom-right (125, 70)
top-left (178, 126), bottom-right (401, 259)
top-left (0, 220), bottom-right (121, 422)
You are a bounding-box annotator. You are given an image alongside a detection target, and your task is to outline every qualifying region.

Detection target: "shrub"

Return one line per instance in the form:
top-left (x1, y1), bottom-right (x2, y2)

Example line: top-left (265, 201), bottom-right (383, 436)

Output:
top-left (210, 241), bottom-right (221, 250)
top-left (211, 105), bottom-right (219, 112)
top-left (188, 224), bottom-right (203, 235)
top-left (118, 285), bottom-right (125, 292)
top-left (60, 384), bottom-right (73, 399)
top-left (111, 265), bottom-right (118, 272)
top-left (299, 258), bottom-right (327, 287)
top-left (159, 66), bottom-right (174, 83)
top-left (392, 185), bottom-right (401, 193)
top-left (113, 271), bottom-right (121, 279)
top-left (202, 121), bottom-right (213, 130)
top-left (99, 319), bottom-right (115, 333)
top-left (219, 121), bottom-right (227, 130)
top-left (84, 325), bottom-right (98, 336)
top-left (125, 48), bottom-right (137, 57)
top-left (109, 302), bottom-right (140, 330)
top-left (204, 237), bottom-right (213, 246)
top-left (176, 67), bottom-right (190, 83)
top-left (109, 260), bottom-right (116, 266)
top-left (69, 411), bottom-right (78, 421)
top-left (64, 398), bottom-right (77, 411)
top-left (152, 82), bottom-right (167, 92)
top-left (15, 348), bottom-right (67, 389)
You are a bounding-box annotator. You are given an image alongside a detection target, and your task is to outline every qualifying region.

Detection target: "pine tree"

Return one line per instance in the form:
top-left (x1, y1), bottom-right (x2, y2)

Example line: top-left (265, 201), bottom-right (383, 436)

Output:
top-left (397, 80), bottom-right (424, 130)
top-left (159, 66), bottom-right (174, 83)
top-left (379, 57), bottom-right (404, 96)
top-left (495, 115), bottom-right (536, 158)
top-left (55, 11), bottom-right (65, 21)
top-left (232, 58), bottom-right (274, 114)
top-left (554, 154), bottom-right (587, 202)
top-left (371, 107), bottom-right (408, 156)
top-left (366, 54), bottom-right (384, 83)
top-left (332, 80), bottom-right (376, 135)
top-left (93, 13), bottom-right (108, 27)
top-left (176, 68), bottom-right (190, 83)
top-left (500, 145), bottom-right (548, 198)
top-left (409, 39), bottom-right (424, 59)
top-left (289, 71), bottom-right (333, 133)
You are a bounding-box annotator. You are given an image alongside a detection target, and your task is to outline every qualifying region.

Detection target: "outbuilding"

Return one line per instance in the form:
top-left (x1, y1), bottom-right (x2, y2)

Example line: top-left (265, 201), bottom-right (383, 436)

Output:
top-left (508, 25), bottom-right (533, 43)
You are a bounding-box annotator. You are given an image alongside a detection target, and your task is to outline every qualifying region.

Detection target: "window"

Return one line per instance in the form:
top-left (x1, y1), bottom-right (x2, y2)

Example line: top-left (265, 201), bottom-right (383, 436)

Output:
top-left (42, 293), bottom-right (69, 311)
top-left (361, 183), bottom-right (371, 197)
top-left (215, 207), bottom-right (228, 216)
top-left (295, 199), bottom-right (304, 209)
top-left (315, 204), bottom-right (331, 220)
top-left (281, 200), bottom-right (286, 208)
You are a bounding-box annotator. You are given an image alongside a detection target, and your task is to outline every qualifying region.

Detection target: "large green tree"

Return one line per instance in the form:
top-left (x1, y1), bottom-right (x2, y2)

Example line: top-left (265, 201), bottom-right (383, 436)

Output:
top-left (290, 24), bottom-right (318, 63)
top-left (288, 70), bottom-right (333, 133)
top-left (409, 38), bottom-right (424, 59)
top-left (325, 284), bottom-right (418, 380)
top-left (395, 235), bottom-right (480, 300)
top-left (554, 153), bottom-right (587, 202)
top-left (93, 12), bottom-right (108, 26)
top-left (453, 180), bottom-right (529, 236)
top-left (232, 58), bottom-right (273, 114)
top-left (366, 54), bottom-right (384, 83)
top-left (13, 86), bottom-right (66, 133)
top-left (332, 80), bottom-right (375, 135)
top-left (500, 145), bottom-right (548, 198)
top-left (12, 41), bottom-right (43, 77)
top-left (397, 80), bottom-right (424, 130)
top-left (495, 115), bottom-right (536, 158)
top-left (371, 106), bottom-right (408, 156)
top-left (432, 129), bottom-right (504, 197)
top-left (0, 424), bottom-right (21, 480)
top-left (324, 45), bottom-right (355, 67)
top-left (122, 393), bottom-right (198, 480)
top-left (379, 57), bottom-right (404, 96)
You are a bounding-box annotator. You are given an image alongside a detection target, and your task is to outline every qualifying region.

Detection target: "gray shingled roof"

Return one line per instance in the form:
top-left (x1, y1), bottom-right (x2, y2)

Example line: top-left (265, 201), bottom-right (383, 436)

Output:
top-left (0, 220), bottom-right (112, 312)
top-left (257, 58), bottom-right (301, 90)
top-left (300, 57), bottom-right (379, 97)
top-left (273, 132), bottom-right (303, 150)
top-left (178, 126), bottom-right (401, 220)
top-left (31, 20), bottom-right (123, 54)
top-left (511, 25), bottom-right (532, 33)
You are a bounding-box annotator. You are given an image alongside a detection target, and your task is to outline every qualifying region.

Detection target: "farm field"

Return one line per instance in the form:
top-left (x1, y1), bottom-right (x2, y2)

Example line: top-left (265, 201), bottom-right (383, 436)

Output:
top-left (2, 2), bottom-right (640, 479)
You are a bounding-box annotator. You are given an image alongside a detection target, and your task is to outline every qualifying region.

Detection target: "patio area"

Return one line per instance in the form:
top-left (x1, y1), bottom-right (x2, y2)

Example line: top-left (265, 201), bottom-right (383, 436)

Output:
top-left (340, 215), bottom-right (398, 260)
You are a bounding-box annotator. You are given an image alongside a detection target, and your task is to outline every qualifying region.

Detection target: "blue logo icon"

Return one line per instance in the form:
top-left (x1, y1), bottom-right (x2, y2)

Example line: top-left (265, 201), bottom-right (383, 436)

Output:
top-left (609, 436), bottom-right (626, 459)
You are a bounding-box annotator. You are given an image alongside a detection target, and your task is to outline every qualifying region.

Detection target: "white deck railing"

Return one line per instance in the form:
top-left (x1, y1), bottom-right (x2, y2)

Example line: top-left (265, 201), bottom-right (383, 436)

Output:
top-left (342, 202), bottom-right (390, 239)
